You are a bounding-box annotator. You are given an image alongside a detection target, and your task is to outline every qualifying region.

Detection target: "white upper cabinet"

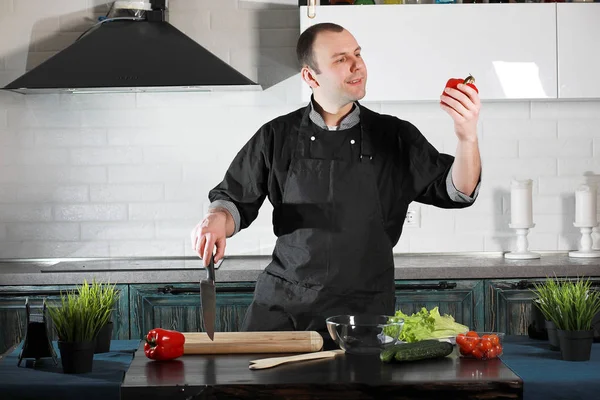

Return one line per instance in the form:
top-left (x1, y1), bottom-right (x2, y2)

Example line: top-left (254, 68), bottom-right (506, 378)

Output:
top-left (299, 4), bottom-right (558, 102)
top-left (557, 4), bottom-right (600, 99)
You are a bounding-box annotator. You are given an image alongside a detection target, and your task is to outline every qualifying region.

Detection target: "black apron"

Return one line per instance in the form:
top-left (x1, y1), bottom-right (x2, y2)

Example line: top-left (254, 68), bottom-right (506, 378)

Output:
top-left (242, 106), bottom-right (395, 332)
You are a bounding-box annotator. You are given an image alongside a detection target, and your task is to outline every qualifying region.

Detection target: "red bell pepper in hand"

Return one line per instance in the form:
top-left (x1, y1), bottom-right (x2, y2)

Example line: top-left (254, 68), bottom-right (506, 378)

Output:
top-left (144, 328), bottom-right (185, 361)
top-left (442, 74), bottom-right (479, 98)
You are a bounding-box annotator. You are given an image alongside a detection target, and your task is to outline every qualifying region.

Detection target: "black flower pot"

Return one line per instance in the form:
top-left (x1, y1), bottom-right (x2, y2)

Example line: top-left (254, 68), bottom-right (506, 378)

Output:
top-left (58, 340), bottom-right (95, 374)
top-left (94, 321), bottom-right (114, 354)
top-left (545, 320), bottom-right (560, 351)
top-left (557, 329), bottom-right (594, 361)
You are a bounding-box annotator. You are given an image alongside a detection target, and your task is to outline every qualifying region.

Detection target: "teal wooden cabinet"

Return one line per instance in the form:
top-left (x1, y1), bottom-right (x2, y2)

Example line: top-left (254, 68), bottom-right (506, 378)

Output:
top-left (394, 279), bottom-right (484, 331)
top-left (484, 278), bottom-right (600, 335)
top-left (129, 282), bottom-right (255, 339)
top-left (484, 279), bottom-right (536, 335)
top-left (0, 284), bottom-right (129, 355)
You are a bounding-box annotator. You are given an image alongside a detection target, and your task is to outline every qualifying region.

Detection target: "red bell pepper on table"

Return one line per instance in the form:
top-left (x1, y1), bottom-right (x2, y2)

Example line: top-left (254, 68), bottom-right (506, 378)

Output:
top-left (144, 328), bottom-right (186, 361)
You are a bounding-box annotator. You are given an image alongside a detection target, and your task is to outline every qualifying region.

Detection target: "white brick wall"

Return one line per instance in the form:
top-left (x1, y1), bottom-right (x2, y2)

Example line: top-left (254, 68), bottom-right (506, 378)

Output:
top-left (0, 0), bottom-right (598, 258)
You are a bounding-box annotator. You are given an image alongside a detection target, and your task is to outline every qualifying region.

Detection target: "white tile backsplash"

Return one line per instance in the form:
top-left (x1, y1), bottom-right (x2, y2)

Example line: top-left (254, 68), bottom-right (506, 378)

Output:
top-left (13, 148), bottom-right (70, 165)
top-left (0, 204), bottom-right (53, 222)
top-left (8, 109), bottom-right (82, 128)
top-left (558, 158), bottom-right (600, 177)
top-left (0, 0), bottom-right (13, 14)
top-left (107, 165), bottom-right (182, 183)
top-left (482, 119), bottom-right (557, 140)
top-left (53, 204), bottom-right (127, 221)
top-left (558, 119), bottom-right (600, 138)
top-left (482, 158), bottom-right (557, 180)
top-left (31, 31), bottom-right (79, 52)
top-left (109, 240), bottom-right (184, 257)
top-left (89, 184), bottom-right (164, 203)
top-left (6, 222), bottom-right (80, 241)
top-left (81, 222), bottom-right (154, 240)
top-left (531, 101), bottom-right (600, 120)
top-left (0, 0), bottom-right (599, 258)
top-left (17, 165), bottom-right (107, 184)
top-left (34, 129), bottom-right (107, 147)
top-left (128, 203), bottom-right (202, 221)
top-left (71, 147), bottom-right (143, 165)
top-left (12, 0), bottom-right (87, 16)
top-left (519, 138), bottom-right (593, 158)
top-left (16, 184), bottom-right (89, 203)
top-left (0, 241), bottom-right (110, 258)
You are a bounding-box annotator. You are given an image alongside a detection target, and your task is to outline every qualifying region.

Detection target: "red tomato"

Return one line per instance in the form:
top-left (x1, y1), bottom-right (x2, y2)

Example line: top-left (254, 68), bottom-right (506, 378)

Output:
top-left (489, 334), bottom-right (500, 346)
top-left (479, 338), bottom-right (493, 351)
top-left (486, 347), bottom-right (498, 359)
top-left (469, 337), bottom-right (482, 348)
top-left (471, 348), bottom-right (484, 359)
top-left (466, 331), bottom-right (479, 338)
top-left (460, 340), bottom-right (475, 354)
top-left (456, 333), bottom-right (467, 346)
top-left (495, 344), bottom-right (503, 355)
top-left (460, 347), bottom-right (473, 356)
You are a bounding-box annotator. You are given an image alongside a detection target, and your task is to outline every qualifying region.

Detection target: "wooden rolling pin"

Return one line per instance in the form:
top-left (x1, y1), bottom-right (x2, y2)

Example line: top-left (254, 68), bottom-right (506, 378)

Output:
top-left (183, 331), bottom-right (324, 354)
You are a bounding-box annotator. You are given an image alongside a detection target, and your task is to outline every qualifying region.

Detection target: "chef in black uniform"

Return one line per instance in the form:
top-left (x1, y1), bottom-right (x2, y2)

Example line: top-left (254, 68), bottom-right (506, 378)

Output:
top-left (191, 23), bottom-right (481, 333)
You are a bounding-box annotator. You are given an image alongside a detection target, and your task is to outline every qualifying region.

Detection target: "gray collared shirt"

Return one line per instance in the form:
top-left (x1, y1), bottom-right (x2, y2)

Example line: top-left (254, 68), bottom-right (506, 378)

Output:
top-left (210, 100), bottom-right (479, 235)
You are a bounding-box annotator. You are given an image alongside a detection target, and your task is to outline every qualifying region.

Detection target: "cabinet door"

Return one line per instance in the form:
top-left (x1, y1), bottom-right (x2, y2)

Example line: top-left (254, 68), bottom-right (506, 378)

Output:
top-left (557, 3), bottom-right (600, 98)
top-left (129, 283), bottom-right (255, 339)
top-left (485, 278), bottom-right (600, 335)
top-left (394, 279), bottom-right (484, 331)
top-left (299, 4), bottom-right (557, 101)
top-left (0, 285), bottom-right (129, 355)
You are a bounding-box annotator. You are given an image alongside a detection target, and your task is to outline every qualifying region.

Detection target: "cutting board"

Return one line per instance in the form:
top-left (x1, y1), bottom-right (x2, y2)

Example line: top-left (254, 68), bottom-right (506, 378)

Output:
top-left (183, 331), bottom-right (324, 354)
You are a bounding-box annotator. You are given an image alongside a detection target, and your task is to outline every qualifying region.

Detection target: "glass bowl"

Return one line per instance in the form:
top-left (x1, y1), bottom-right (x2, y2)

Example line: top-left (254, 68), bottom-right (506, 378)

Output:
top-left (325, 314), bottom-right (404, 355)
top-left (456, 332), bottom-right (505, 360)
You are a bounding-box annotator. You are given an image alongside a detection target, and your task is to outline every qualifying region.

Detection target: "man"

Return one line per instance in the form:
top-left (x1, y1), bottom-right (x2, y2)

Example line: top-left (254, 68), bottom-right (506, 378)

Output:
top-left (191, 23), bottom-right (481, 333)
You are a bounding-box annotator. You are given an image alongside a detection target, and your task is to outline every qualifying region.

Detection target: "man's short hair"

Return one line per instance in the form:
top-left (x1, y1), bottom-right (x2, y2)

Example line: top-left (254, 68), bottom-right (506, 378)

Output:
top-left (296, 22), bottom-right (345, 74)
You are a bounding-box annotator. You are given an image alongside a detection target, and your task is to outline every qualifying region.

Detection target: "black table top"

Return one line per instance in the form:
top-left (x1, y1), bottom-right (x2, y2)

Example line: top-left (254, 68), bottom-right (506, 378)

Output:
top-left (121, 343), bottom-right (522, 400)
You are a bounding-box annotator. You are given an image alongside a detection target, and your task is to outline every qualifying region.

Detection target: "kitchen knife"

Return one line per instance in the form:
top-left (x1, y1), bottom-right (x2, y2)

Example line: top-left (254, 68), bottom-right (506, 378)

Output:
top-left (200, 254), bottom-right (216, 341)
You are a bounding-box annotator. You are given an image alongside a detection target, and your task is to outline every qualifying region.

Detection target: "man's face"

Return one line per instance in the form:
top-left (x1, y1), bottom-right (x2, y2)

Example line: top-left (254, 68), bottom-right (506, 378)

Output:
top-left (308, 29), bottom-right (367, 107)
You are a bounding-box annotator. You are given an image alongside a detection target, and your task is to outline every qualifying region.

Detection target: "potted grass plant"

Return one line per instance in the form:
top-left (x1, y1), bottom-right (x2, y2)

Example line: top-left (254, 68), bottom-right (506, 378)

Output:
top-left (534, 277), bottom-right (600, 361)
top-left (83, 280), bottom-right (120, 354)
top-left (532, 278), bottom-right (562, 350)
top-left (47, 280), bottom-right (113, 373)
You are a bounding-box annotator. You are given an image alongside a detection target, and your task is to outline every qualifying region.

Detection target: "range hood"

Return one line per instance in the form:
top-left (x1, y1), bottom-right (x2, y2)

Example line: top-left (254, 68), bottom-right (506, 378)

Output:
top-left (3, 1), bottom-right (262, 94)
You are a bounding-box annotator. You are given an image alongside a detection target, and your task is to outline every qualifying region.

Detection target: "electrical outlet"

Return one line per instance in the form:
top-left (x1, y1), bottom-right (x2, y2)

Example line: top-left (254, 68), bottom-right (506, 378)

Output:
top-left (404, 208), bottom-right (421, 228)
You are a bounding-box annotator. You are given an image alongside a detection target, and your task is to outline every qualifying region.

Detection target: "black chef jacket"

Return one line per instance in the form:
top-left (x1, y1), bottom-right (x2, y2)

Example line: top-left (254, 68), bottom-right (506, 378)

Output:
top-left (208, 102), bottom-right (476, 248)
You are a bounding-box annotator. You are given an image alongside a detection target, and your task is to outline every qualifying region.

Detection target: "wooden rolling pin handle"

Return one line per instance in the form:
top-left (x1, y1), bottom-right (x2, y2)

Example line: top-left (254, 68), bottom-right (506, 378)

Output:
top-left (182, 331), bottom-right (324, 354)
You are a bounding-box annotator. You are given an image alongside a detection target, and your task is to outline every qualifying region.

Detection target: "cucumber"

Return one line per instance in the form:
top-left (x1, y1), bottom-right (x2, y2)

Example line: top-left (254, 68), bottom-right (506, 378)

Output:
top-left (380, 340), bottom-right (453, 363)
top-left (380, 346), bottom-right (397, 363)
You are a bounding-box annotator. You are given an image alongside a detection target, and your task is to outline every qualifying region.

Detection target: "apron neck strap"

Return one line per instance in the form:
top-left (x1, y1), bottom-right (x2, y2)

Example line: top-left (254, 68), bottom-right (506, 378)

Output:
top-left (295, 102), bottom-right (375, 161)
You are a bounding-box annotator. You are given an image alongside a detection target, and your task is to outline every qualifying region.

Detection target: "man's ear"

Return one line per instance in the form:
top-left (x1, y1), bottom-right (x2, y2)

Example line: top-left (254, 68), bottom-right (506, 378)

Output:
top-left (301, 66), bottom-right (319, 89)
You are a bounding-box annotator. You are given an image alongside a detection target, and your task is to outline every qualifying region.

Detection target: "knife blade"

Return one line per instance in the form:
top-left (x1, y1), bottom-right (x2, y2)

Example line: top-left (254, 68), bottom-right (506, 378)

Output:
top-left (200, 254), bottom-right (216, 341)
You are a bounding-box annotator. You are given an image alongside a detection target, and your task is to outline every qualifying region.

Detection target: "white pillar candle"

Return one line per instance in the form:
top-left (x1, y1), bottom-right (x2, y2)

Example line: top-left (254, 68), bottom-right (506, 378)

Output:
top-left (575, 184), bottom-right (598, 227)
top-left (510, 179), bottom-right (533, 227)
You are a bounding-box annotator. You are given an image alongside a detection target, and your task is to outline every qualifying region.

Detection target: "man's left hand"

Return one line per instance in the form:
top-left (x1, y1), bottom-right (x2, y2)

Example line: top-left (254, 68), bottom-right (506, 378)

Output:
top-left (440, 83), bottom-right (481, 142)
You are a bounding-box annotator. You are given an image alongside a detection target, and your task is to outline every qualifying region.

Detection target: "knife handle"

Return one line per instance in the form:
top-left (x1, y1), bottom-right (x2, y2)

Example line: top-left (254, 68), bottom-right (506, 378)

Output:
top-left (206, 254), bottom-right (215, 281)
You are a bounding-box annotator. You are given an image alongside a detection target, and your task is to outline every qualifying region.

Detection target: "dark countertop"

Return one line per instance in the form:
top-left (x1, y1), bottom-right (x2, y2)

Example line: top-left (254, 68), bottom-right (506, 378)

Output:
top-left (1, 252), bottom-right (599, 285)
top-left (121, 342), bottom-right (522, 400)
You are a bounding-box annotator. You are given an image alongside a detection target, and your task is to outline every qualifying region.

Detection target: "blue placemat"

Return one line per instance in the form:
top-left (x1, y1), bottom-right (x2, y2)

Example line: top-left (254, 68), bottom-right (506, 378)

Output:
top-left (0, 340), bottom-right (140, 400)
top-left (501, 336), bottom-right (600, 400)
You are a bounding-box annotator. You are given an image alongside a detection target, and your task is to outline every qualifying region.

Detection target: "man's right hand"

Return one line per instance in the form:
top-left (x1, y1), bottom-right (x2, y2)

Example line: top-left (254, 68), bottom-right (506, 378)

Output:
top-left (191, 210), bottom-right (229, 267)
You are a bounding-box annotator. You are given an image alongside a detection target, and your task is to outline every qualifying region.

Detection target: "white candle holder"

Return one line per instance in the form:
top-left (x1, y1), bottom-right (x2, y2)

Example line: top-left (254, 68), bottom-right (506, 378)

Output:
top-left (569, 224), bottom-right (600, 258)
top-left (504, 224), bottom-right (540, 259)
